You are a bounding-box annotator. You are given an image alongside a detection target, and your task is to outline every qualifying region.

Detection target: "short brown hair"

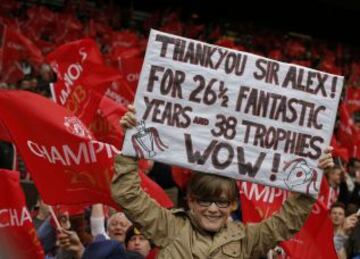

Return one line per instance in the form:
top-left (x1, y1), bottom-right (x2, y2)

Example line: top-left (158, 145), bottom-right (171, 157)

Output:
top-left (187, 172), bottom-right (238, 201)
top-left (330, 202), bottom-right (345, 212)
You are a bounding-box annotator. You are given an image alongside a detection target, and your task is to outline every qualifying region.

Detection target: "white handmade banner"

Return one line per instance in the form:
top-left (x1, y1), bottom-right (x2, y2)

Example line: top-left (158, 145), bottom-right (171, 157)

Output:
top-left (122, 29), bottom-right (344, 197)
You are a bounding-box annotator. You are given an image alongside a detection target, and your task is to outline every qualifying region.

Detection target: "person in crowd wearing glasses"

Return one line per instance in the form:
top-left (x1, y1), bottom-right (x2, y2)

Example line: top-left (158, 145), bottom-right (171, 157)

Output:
top-left (111, 105), bottom-right (335, 259)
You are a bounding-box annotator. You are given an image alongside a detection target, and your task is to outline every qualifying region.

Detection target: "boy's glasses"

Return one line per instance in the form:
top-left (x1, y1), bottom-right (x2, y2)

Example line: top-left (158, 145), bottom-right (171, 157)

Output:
top-left (194, 196), bottom-right (231, 208)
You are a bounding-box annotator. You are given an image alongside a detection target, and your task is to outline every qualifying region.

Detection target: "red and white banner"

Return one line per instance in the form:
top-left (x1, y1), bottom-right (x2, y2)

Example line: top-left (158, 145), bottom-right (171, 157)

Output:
top-left (0, 169), bottom-right (44, 259)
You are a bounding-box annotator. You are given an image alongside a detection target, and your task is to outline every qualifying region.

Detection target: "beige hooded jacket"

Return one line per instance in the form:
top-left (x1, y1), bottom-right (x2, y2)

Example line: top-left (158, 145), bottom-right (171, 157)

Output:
top-left (111, 155), bottom-right (316, 259)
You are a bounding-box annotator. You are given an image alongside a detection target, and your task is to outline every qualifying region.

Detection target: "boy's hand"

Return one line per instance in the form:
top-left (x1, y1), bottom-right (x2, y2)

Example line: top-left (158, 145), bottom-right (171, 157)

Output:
top-left (318, 146), bottom-right (334, 169)
top-left (120, 105), bottom-right (137, 130)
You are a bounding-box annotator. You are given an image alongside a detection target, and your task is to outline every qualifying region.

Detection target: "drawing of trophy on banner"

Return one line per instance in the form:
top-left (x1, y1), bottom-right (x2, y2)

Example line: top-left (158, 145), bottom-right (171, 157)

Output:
top-left (131, 120), bottom-right (168, 159)
top-left (283, 158), bottom-right (318, 195)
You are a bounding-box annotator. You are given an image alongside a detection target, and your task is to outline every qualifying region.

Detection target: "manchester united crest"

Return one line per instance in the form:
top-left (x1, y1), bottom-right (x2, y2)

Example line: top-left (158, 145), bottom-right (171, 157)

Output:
top-left (64, 116), bottom-right (92, 139)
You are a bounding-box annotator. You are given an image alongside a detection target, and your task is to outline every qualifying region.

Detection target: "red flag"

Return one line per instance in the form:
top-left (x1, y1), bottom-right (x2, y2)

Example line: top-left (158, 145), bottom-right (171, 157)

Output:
top-left (0, 61), bottom-right (24, 84)
top-left (118, 57), bottom-right (143, 90)
top-left (171, 166), bottom-right (192, 190)
top-left (111, 30), bottom-right (140, 49)
top-left (337, 103), bottom-right (360, 158)
top-left (292, 59), bottom-right (311, 68)
top-left (85, 19), bottom-right (98, 38)
top-left (0, 51), bottom-right (2, 77)
top-left (239, 182), bottom-right (288, 222)
top-left (111, 46), bottom-right (143, 60)
top-left (215, 38), bottom-right (237, 49)
top-left (348, 62), bottom-right (360, 88)
top-left (345, 87), bottom-right (360, 113)
top-left (26, 6), bottom-right (57, 23)
top-left (319, 59), bottom-right (342, 75)
top-left (0, 90), bottom-right (120, 208)
top-left (280, 181), bottom-right (335, 259)
top-left (0, 119), bottom-right (12, 142)
top-left (86, 19), bottom-right (113, 44)
top-left (1, 25), bottom-right (44, 83)
top-left (35, 38), bottom-right (56, 55)
top-left (52, 14), bottom-right (84, 45)
top-left (88, 96), bottom-right (127, 147)
top-left (47, 39), bottom-right (122, 125)
top-left (331, 135), bottom-right (349, 163)
top-left (160, 21), bottom-right (183, 36)
top-left (21, 6), bottom-right (57, 42)
top-left (105, 78), bottom-right (135, 107)
top-left (239, 179), bottom-right (336, 259)
top-left (286, 40), bottom-right (306, 58)
top-left (268, 49), bottom-right (283, 61)
top-left (0, 90), bottom-right (172, 209)
top-left (185, 24), bottom-right (205, 39)
top-left (2, 25), bottom-right (44, 65)
top-left (0, 169), bottom-right (44, 259)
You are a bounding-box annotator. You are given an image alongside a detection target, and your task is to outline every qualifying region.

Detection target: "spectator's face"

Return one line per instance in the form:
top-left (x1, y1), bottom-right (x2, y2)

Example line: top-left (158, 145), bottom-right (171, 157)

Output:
top-left (188, 192), bottom-right (234, 232)
top-left (40, 65), bottom-right (52, 82)
top-left (330, 207), bottom-right (345, 227)
top-left (20, 80), bottom-right (31, 90)
top-left (328, 168), bottom-right (341, 186)
top-left (127, 234), bottom-right (151, 257)
top-left (107, 213), bottom-right (132, 243)
top-left (350, 161), bottom-right (360, 176)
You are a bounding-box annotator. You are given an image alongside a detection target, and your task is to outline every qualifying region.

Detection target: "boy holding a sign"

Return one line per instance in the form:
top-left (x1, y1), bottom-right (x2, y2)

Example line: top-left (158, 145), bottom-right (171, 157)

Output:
top-left (111, 106), bottom-right (334, 259)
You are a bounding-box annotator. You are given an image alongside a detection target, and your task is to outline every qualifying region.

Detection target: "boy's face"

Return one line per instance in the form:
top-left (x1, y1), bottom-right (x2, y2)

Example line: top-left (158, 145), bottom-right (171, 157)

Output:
top-left (188, 193), bottom-right (235, 232)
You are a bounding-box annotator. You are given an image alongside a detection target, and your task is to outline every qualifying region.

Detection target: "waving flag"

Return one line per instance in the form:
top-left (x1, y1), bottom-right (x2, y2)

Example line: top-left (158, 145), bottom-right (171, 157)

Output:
top-left (337, 104), bottom-right (360, 158)
top-left (89, 96), bottom-right (127, 147)
top-left (0, 169), bottom-right (44, 259)
top-left (48, 39), bottom-right (121, 125)
top-left (0, 90), bottom-right (173, 209)
top-left (0, 90), bottom-right (119, 207)
top-left (2, 25), bottom-right (44, 65)
top-left (1, 25), bottom-right (44, 83)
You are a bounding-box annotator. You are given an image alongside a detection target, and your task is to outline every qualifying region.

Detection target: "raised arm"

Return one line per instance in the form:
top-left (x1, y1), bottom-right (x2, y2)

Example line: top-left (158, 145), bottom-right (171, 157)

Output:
top-left (244, 147), bottom-right (334, 258)
top-left (90, 204), bottom-right (108, 238)
top-left (111, 105), bottom-right (185, 247)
